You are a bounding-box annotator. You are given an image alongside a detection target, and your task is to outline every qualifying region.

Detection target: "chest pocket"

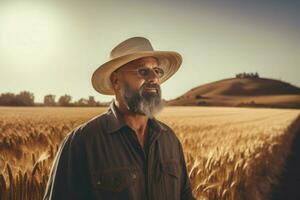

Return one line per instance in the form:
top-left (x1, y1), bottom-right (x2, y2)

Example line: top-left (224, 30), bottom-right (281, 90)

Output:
top-left (91, 166), bottom-right (138, 192)
top-left (161, 159), bottom-right (180, 179)
top-left (159, 159), bottom-right (181, 200)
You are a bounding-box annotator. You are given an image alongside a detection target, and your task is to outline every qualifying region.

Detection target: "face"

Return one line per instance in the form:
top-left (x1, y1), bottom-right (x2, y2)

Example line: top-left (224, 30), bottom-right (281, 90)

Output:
top-left (111, 56), bottom-right (164, 118)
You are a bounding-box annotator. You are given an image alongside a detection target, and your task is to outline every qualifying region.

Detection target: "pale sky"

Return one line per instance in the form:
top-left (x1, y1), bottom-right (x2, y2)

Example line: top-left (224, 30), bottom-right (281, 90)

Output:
top-left (0, 0), bottom-right (299, 103)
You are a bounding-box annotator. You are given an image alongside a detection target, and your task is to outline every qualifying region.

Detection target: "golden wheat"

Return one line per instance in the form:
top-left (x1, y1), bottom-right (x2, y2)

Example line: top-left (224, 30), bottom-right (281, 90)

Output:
top-left (0, 106), bottom-right (299, 200)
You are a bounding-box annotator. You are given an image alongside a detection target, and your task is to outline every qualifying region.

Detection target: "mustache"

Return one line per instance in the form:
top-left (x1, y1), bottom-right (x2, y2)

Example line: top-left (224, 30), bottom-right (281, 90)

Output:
top-left (140, 82), bottom-right (160, 90)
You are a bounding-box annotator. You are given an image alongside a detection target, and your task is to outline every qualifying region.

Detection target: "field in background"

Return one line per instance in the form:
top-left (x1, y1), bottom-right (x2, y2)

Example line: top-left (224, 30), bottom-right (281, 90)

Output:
top-left (0, 106), bottom-right (300, 200)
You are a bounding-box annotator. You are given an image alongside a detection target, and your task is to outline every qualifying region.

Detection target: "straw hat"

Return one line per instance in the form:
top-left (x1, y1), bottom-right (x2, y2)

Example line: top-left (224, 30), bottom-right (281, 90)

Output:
top-left (91, 36), bottom-right (182, 95)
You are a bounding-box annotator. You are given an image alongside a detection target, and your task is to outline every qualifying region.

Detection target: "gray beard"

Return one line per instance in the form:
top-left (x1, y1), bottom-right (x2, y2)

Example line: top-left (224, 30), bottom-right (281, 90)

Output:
top-left (120, 81), bottom-right (164, 119)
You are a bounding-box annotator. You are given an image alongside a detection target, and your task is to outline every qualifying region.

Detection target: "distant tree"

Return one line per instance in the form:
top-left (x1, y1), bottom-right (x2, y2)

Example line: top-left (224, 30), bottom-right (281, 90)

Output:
top-left (95, 101), bottom-right (102, 106)
top-left (74, 98), bottom-right (88, 106)
top-left (88, 96), bottom-right (97, 106)
top-left (195, 95), bottom-right (202, 99)
top-left (15, 91), bottom-right (35, 106)
top-left (0, 93), bottom-right (16, 105)
top-left (236, 72), bottom-right (260, 79)
top-left (0, 91), bottom-right (34, 106)
top-left (44, 94), bottom-right (56, 106)
top-left (58, 94), bottom-right (72, 106)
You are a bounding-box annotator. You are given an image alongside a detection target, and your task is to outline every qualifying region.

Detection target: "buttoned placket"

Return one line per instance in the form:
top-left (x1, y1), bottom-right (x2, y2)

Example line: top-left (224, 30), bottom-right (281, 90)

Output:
top-left (125, 121), bottom-right (161, 200)
top-left (108, 99), bottom-right (165, 200)
top-left (125, 125), bottom-right (149, 199)
top-left (146, 129), bottom-right (162, 200)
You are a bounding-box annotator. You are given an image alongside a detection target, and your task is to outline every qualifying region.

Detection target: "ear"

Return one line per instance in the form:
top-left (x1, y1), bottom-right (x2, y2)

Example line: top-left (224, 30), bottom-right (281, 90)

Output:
top-left (110, 72), bottom-right (121, 91)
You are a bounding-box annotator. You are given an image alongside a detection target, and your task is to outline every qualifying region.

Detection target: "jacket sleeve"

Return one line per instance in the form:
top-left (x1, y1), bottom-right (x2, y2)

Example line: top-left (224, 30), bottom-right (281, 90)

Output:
top-left (178, 140), bottom-right (197, 200)
top-left (43, 127), bottom-right (92, 200)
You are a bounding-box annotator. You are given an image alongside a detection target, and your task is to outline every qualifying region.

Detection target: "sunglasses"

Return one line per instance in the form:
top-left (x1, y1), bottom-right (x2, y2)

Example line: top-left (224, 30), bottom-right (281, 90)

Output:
top-left (120, 67), bottom-right (165, 79)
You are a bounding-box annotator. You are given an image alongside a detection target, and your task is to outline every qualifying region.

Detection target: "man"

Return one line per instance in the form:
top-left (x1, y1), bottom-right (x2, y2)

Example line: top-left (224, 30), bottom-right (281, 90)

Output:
top-left (43, 37), bottom-right (196, 200)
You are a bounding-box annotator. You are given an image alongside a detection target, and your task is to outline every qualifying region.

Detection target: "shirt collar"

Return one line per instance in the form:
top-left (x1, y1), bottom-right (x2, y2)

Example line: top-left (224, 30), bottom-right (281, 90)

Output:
top-left (105, 98), bottom-right (167, 134)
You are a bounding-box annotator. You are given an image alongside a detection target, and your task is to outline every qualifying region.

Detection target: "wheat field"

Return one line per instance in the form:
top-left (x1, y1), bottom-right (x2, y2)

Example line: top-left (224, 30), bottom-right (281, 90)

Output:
top-left (0, 106), bottom-right (300, 200)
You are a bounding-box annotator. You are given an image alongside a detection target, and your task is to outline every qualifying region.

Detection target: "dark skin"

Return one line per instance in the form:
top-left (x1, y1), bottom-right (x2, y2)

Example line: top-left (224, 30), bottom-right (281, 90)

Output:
top-left (110, 56), bottom-right (161, 148)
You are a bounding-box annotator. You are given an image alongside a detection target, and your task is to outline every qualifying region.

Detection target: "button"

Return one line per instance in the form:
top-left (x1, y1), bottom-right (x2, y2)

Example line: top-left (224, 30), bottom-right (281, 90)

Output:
top-left (132, 173), bottom-right (137, 179)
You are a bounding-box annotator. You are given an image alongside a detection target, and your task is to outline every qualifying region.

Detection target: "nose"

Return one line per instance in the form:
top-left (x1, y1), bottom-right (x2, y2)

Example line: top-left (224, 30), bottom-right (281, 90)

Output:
top-left (146, 70), bottom-right (160, 84)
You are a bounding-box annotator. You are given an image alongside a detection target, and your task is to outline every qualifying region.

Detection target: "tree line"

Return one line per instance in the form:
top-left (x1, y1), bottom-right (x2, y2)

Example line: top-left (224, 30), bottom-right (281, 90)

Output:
top-left (235, 72), bottom-right (259, 78)
top-left (0, 91), bottom-right (106, 107)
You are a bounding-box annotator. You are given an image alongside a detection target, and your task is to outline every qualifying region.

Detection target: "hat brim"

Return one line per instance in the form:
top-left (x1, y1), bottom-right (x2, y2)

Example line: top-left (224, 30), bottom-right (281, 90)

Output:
top-left (91, 51), bottom-right (182, 95)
